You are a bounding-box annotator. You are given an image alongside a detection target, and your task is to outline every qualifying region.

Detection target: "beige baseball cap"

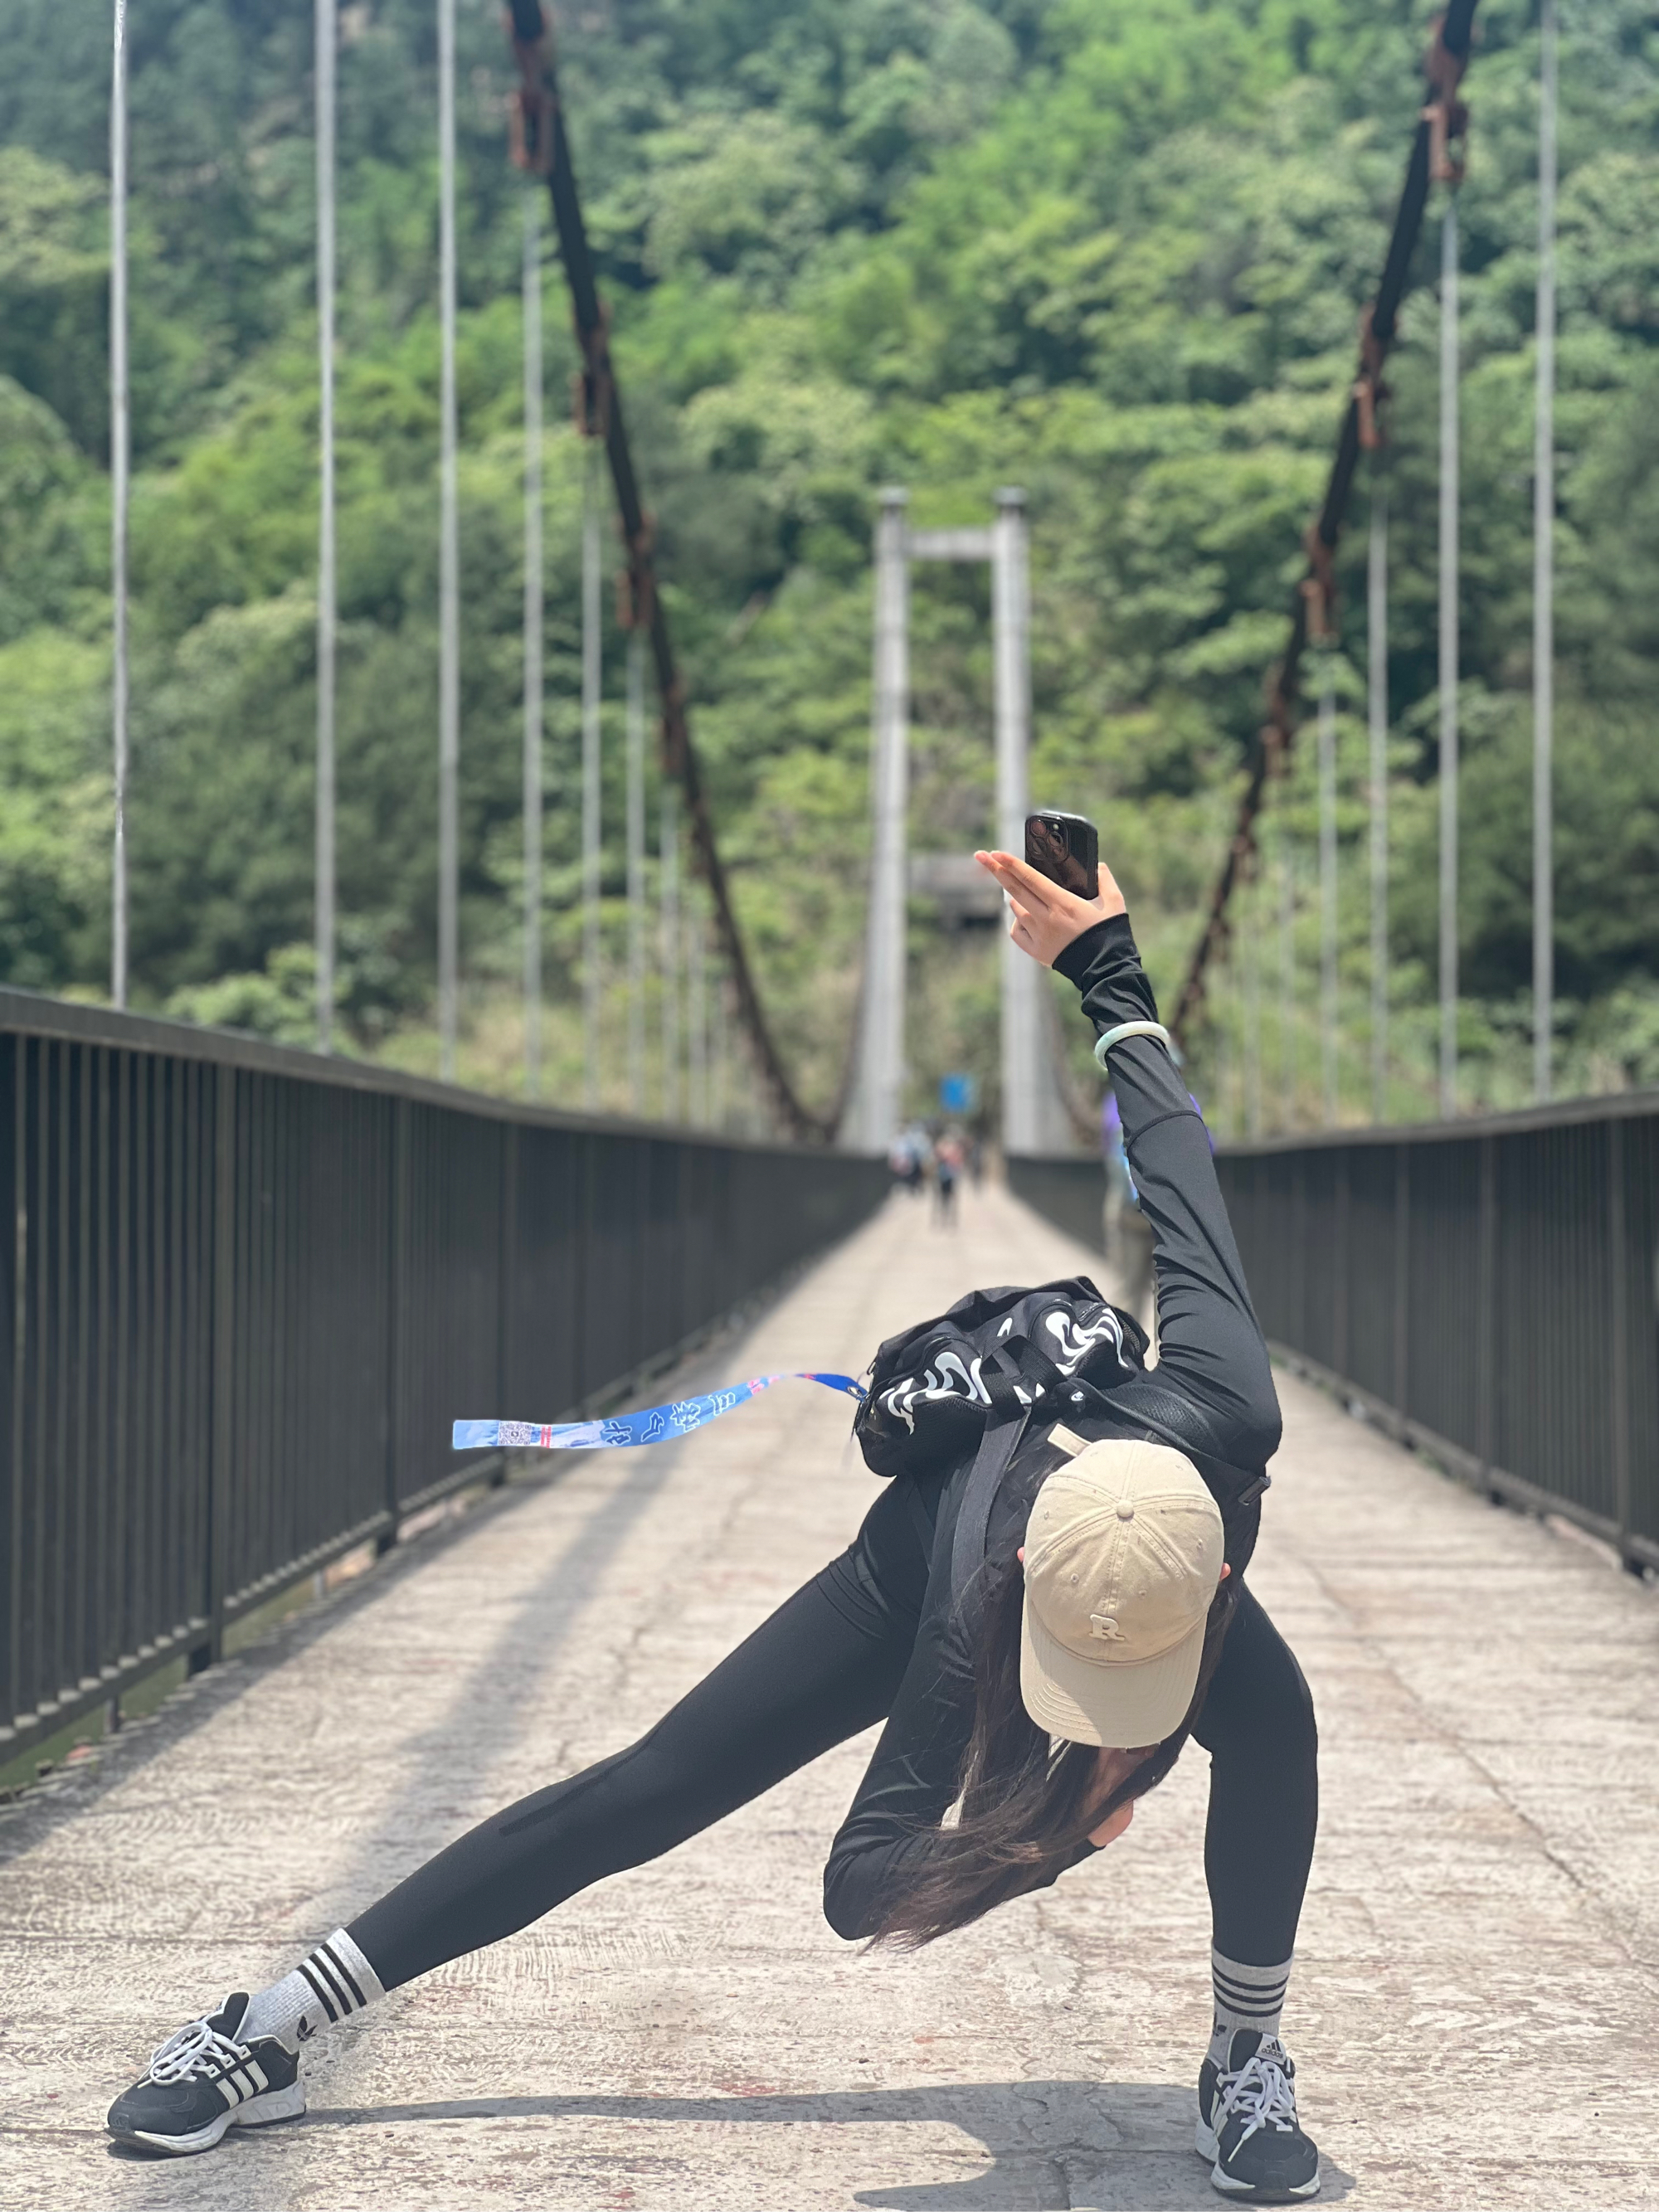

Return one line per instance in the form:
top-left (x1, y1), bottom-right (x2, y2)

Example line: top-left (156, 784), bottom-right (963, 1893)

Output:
top-left (1019, 1435), bottom-right (1224, 1749)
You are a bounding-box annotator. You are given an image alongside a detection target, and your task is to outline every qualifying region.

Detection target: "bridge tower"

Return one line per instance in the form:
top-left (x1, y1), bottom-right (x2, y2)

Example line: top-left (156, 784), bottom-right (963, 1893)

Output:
top-left (844, 488), bottom-right (1074, 1158)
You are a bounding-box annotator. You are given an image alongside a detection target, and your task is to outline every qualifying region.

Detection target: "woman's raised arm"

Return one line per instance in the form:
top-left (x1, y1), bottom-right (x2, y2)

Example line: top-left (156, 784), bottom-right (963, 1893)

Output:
top-left (974, 850), bottom-right (1280, 1468)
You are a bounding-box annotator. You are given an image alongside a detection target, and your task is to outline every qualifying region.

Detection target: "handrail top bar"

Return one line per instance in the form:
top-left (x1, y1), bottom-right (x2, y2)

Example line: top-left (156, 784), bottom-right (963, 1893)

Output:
top-left (0, 983), bottom-right (818, 1159)
top-left (1008, 1080), bottom-right (1659, 1161)
top-left (1215, 1085), bottom-right (1659, 1155)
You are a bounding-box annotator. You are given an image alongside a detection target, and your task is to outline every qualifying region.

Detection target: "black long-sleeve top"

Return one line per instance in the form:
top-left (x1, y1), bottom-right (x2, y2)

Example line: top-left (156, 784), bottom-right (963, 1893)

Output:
top-left (821, 914), bottom-right (1282, 1939)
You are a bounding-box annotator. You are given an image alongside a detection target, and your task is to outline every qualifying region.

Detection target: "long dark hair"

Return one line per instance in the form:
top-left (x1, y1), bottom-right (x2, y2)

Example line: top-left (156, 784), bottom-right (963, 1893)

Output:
top-left (869, 1534), bottom-right (1238, 1949)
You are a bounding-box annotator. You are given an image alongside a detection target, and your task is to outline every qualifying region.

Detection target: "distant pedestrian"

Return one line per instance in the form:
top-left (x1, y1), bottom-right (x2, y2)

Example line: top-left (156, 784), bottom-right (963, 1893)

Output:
top-left (888, 1127), bottom-right (927, 1197)
top-left (934, 1131), bottom-right (963, 1227)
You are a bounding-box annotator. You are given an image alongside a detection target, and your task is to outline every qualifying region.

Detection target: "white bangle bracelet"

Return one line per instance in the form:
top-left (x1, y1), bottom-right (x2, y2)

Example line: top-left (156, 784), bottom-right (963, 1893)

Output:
top-left (1093, 1020), bottom-right (1173, 1070)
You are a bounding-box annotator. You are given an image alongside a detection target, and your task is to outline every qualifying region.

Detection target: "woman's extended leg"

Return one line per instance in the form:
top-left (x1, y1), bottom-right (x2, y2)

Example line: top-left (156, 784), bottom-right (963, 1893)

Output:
top-left (104, 1477), bottom-right (937, 2150)
top-left (1188, 1585), bottom-right (1321, 2198)
top-left (1192, 1582), bottom-right (1319, 1981)
top-left (106, 1479), bottom-right (932, 2153)
top-left (348, 1519), bottom-right (922, 1986)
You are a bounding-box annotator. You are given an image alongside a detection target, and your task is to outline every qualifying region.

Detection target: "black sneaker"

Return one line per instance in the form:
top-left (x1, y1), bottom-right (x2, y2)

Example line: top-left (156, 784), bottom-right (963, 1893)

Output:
top-left (105, 1992), bottom-right (305, 2156)
top-left (1196, 2029), bottom-right (1320, 2201)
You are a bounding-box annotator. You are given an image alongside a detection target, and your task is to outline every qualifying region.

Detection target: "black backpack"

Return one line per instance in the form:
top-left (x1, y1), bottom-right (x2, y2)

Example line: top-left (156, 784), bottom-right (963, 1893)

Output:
top-left (853, 1276), bottom-right (1265, 1618)
top-left (855, 1277), bottom-right (1146, 1479)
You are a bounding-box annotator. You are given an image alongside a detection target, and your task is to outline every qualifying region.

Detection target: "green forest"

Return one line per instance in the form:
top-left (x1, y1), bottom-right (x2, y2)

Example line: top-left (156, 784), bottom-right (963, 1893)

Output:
top-left (0, 0), bottom-right (1655, 1131)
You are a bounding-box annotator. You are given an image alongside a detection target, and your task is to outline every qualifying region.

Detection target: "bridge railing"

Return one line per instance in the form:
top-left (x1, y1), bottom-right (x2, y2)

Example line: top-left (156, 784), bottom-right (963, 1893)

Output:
top-left (1, 991), bottom-right (885, 1753)
top-left (1010, 1094), bottom-right (1659, 1576)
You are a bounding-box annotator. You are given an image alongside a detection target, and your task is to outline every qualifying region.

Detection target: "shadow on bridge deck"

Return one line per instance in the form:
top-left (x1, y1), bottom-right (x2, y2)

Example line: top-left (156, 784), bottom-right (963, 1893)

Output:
top-left (2, 1183), bottom-right (1655, 2210)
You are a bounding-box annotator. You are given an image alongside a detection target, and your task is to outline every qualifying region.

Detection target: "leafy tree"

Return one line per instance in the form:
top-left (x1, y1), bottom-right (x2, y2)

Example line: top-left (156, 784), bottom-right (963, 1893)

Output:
top-left (0, 0), bottom-right (1652, 1123)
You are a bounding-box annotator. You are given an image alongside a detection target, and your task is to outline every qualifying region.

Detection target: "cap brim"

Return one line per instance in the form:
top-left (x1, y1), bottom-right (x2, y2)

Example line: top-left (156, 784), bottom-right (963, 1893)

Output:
top-left (1020, 1592), bottom-right (1205, 1749)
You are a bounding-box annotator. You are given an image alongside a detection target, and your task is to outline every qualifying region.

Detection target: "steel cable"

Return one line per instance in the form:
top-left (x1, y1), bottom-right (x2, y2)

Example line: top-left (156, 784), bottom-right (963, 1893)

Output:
top-left (1170, 2), bottom-right (1479, 1048)
top-left (504, 2), bottom-right (841, 1140)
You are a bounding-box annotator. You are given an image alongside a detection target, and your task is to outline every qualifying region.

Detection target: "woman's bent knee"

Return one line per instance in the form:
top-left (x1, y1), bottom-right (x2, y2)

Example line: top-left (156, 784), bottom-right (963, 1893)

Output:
top-left (1283, 1658), bottom-right (1317, 1763)
top-left (1248, 1631), bottom-right (1317, 1766)
top-left (1200, 1601), bottom-right (1318, 1772)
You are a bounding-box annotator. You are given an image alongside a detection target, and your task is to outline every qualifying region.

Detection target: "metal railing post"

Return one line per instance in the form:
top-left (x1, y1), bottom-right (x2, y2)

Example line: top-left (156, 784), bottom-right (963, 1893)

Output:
top-left (1246, 873), bottom-right (1262, 1138)
top-left (380, 1096), bottom-right (409, 1552)
top-left (1334, 1146), bottom-right (1351, 1378)
top-left (1392, 1142), bottom-right (1410, 1428)
top-left (6, 1041), bottom-right (25, 1730)
top-left (495, 1123), bottom-right (517, 1488)
top-left (1278, 819), bottom-right (1297, 1130)
top-left (95, 1048), bottom-right (115, 1698)
top-left (1291, 1155), bottom-right (1307, 1350)
top-left (1477, 1134), bottom-right (1497, 1477)
top-left (1609, 1118), bottom-right (1632, 1563)
top-left (198, 1064), bottom-right (237, 1674)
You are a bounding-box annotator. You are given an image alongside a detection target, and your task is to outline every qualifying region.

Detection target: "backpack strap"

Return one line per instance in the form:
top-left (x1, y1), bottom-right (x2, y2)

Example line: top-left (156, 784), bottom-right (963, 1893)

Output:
top-left (950, 1392), bottom-right (1030, 1629)
top-left (947, 1340), bottom-right (1072, 1622)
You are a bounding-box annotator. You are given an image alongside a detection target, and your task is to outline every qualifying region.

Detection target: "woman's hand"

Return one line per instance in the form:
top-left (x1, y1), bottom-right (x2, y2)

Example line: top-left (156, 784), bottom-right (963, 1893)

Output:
top-left (974, 849), bottom-right (1126, 966)
top-left (1088, 1795), bottom-right (1136, 1850)
top-left (1086, 1742), bottom-right (1150, 1847)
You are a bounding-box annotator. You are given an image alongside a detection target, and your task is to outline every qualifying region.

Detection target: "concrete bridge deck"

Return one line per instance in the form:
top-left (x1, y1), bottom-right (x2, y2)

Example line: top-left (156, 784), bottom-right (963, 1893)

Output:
top-left (2, 1185), bottom-right (1657, 2211)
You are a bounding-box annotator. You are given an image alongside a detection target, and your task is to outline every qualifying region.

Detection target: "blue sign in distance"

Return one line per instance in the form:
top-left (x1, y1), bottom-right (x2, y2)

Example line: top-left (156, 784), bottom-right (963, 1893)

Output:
top-left (940, 1072), bottom-right (976, 1114)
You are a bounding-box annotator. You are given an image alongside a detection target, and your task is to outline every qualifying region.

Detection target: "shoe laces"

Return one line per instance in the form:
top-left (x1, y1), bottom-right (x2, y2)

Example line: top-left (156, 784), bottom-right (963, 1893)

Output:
top-left (1217, 2037), bottom-right (1298, 2148)
top-left (147, 2014), bottom-right (251, 2086)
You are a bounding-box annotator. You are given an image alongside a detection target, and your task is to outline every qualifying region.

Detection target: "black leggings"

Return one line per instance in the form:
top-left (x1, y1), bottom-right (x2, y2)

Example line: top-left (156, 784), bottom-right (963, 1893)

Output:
top-left (349, 1502), bottom-right (1317, 1990)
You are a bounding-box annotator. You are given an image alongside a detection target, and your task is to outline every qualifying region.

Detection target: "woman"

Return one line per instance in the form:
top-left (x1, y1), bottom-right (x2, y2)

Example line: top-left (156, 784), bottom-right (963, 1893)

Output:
top-left (107, 849), bottom-right (1321, 2204)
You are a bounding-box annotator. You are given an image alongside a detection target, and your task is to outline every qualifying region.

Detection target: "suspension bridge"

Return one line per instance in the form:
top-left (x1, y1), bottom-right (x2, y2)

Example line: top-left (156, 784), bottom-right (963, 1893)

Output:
top-left (2, 2), bottom-right (1657, 2206)
top-left (3, 1184), bottom-right (1657, 2210)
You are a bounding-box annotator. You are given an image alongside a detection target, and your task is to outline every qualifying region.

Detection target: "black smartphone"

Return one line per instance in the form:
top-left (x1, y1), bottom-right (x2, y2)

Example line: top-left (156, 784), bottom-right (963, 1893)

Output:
top-left (1024, 809), bottom-right (1098, 897)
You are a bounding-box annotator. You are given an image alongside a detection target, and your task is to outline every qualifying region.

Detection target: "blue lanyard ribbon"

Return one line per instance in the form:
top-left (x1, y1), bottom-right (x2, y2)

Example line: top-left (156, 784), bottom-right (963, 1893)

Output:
top-left (454, 1370), bottom-right (865, 1455)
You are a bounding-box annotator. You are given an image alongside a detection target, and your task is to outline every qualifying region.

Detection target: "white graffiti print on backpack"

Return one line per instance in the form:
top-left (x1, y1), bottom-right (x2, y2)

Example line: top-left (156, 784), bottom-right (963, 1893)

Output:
top-left (878, 1351), bottom-right (994, 1432)
top-left (1040, 1303), bottom-right (1135, 1379)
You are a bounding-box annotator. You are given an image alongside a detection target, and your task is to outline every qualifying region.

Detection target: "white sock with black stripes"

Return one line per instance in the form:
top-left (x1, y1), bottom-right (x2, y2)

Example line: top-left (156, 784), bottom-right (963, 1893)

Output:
top-left (1209, 1947), bottom-right (1292, 2064)
top-left (239, 1929), bottom-right (386, 2053)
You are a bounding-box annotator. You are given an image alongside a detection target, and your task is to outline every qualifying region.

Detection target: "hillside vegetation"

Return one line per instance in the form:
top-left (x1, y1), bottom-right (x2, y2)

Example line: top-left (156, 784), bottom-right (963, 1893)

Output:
top-left (1, 0), bottom-right (1655, 1127)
